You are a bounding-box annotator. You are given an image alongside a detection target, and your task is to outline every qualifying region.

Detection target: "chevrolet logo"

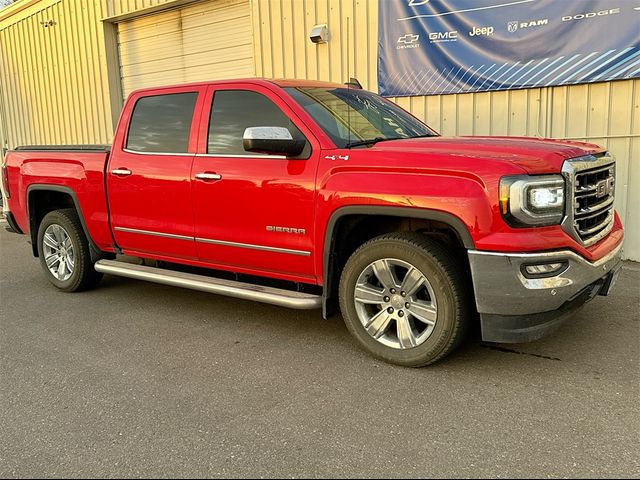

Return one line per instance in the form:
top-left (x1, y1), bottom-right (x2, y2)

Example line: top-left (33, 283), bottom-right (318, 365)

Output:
top-left (397, 34), bottom-right (419, 44)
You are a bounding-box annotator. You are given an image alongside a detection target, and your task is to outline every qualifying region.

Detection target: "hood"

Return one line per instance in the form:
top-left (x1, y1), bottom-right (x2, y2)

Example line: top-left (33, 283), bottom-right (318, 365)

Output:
top-left (372, 136), bottom-right (605, 174)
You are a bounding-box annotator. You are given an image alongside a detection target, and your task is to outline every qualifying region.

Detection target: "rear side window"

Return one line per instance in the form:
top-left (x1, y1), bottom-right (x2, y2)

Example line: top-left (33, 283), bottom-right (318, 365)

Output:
top-left (208, 90), bottom-right (303, 155)
top-left (126, 92), bottom-right (198, 153)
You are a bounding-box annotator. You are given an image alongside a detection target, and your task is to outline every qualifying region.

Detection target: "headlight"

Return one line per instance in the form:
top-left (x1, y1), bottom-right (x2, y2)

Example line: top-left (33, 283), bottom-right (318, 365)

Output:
top-left (499, 175), bottom-right (565, 226)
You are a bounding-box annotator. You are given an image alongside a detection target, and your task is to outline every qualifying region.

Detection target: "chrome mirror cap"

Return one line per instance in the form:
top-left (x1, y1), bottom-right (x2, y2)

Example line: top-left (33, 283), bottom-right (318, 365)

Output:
top-left (242, 126), bottom-right (305, 157)
top-left (243, 126), bottom-right (293, 141)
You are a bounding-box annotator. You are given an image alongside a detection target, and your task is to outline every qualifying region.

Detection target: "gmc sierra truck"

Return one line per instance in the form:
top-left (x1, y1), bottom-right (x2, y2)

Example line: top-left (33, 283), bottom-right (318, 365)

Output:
top-left (1, 79), bottom-right (623, 366)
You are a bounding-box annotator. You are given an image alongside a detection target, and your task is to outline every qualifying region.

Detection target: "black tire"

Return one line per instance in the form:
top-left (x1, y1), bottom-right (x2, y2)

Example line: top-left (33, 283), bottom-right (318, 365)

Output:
top-left (37, 208), bottom-right (103, 292)
top-left (339, 233), bottom-right (471, 367)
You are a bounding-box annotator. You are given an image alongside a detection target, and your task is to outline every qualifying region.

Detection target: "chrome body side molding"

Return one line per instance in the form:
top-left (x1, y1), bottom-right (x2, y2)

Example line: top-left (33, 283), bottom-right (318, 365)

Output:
top-left (112, 227), bottom-right (310, 256)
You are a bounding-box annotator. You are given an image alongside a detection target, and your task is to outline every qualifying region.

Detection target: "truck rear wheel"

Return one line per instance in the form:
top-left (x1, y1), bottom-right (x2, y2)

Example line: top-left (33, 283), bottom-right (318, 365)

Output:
top-left (37, 208), bottom-right (103, 292)
top-left (339, 233), bottom-right (470, 367)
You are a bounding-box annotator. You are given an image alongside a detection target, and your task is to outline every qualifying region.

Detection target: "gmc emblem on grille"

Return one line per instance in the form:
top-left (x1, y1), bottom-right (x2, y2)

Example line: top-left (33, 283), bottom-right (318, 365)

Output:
top-left (595, 177), bottom-right (615, 198)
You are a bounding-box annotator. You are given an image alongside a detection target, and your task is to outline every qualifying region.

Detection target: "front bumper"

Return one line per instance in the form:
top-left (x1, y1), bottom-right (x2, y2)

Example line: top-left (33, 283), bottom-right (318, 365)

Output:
top-left (468, 243), bottom-right (622, 343)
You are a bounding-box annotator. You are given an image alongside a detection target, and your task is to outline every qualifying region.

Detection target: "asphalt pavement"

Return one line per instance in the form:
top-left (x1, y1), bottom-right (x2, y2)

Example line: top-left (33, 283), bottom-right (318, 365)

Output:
top-left (1, 227), bottom-right (638, 478)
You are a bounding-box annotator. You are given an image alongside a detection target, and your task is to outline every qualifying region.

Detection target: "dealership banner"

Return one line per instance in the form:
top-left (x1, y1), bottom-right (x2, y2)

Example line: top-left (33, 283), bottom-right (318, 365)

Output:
top-left (378, 0), bottom-right (640, 97)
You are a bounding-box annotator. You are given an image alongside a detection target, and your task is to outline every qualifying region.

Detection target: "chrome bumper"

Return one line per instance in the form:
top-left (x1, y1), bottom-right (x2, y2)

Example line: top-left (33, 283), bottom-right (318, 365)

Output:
top-left (468, 243), bottom-right (623, 316)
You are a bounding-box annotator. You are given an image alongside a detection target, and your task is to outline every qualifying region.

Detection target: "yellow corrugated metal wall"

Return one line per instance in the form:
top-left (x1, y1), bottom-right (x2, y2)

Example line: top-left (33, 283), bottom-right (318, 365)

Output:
top-left (117, 0), bottom-right (253, 97)
top-left (0, 77), bottom-right (7, 151)
top-left (252, 0), bottom-right (639, 261)
top-left (104, 0), bottom-right (175, 18)
top-left (0, 0), bottom-right (115, 145)
top-left (0, 0), bottom-right (637, 259)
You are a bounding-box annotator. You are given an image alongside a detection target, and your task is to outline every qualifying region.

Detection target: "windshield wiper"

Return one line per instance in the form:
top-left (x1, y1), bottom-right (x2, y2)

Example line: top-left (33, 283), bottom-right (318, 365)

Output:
top-left (345, 137), bottom-right (399, 149)
top-left (345, 134), bottom-right (435, 149)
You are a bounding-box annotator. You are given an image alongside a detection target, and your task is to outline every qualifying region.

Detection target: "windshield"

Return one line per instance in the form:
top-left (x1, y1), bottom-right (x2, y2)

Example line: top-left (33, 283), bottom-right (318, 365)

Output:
top-left (285, 87), bottom-right (437, 148)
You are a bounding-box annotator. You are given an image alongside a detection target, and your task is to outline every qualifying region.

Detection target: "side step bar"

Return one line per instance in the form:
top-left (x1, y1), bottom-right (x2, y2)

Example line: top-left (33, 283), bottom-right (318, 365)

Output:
top-left (94, 259), bottom-right (322, 310)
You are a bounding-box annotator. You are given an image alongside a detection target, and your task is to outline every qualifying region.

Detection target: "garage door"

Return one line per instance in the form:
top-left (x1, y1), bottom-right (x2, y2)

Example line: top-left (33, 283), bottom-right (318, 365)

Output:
top-left (117, 0), bottom-right (254, 97)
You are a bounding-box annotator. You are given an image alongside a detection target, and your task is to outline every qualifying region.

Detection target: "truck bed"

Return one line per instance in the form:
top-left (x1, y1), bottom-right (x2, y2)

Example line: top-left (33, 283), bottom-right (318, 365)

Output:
top-left (3, 145), bottom-right (114, 253)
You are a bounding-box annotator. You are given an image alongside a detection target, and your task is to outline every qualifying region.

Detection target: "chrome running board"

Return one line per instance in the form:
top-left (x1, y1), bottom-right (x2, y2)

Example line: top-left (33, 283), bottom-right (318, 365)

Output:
top-left (94, 259), bottom-right (322, 310)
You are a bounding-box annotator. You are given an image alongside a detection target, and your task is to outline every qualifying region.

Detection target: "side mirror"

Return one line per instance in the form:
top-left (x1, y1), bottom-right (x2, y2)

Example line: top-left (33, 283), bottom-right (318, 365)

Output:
top-left (243, 127), bottom-right (306, 157)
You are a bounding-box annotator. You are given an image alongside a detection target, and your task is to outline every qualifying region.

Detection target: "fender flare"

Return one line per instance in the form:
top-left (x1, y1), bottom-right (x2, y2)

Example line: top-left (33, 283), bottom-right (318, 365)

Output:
top-left (26, 184), bottom-right (103, 261)
top-left (321, 205), bottom-right (475, 318)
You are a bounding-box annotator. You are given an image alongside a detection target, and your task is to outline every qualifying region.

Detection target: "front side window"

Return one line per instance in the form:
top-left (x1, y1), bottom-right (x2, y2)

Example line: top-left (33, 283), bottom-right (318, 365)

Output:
top-left (126, 92), bottom-right (198, 153)
top-left (285, 87), bottom-right (436, 148)
top-left (208, 90), bottom-right (304, 155)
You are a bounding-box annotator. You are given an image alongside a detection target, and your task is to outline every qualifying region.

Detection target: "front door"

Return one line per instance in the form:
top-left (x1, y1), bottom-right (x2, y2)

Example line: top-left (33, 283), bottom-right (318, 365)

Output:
top-left (190, 84), bottom-right (319, 282)
top-left (107, 86), bottom-right (205, 259)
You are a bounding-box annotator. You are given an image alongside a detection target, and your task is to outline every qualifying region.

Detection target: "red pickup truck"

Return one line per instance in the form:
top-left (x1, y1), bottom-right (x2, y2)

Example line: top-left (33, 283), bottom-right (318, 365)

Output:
top-left (2, 79), bottom-right (623, 366)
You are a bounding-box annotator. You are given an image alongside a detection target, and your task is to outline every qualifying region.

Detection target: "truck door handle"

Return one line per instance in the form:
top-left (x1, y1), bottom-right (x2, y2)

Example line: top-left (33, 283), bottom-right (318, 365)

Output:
top-left (111, 168), bottom-right (132, 176)
top-left (195, 172), bottom-right (222, 181)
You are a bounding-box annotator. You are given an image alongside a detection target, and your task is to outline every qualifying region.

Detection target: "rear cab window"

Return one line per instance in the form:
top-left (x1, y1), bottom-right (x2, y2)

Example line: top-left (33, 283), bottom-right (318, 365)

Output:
top-left (126, 92), bottom-right (198, 153)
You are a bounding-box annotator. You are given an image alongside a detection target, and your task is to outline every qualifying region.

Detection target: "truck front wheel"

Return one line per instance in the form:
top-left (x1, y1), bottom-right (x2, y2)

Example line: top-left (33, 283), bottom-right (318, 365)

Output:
top-left (339, 233), bottom-right (470, 367)
top-left (37, 208), bottom-right (103, 292)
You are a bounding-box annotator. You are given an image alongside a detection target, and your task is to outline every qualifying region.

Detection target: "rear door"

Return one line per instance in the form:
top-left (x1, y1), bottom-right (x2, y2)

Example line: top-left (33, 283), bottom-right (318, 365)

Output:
top-left (190, 84), bottom-right (320, 282)
top-left (107, 86), bottom-right (205, 259)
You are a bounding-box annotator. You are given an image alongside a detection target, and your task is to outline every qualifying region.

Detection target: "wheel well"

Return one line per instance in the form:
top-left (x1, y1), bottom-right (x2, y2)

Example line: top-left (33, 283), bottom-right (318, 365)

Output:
top-left (28, 189), bottom-right (76, 257)
top-left (324, 214), bottom-right (472, 317)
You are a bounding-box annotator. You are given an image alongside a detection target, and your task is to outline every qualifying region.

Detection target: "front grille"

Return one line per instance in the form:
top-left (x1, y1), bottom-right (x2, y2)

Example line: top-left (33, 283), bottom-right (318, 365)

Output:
top-left (563, 154), bottom-right (616, 247)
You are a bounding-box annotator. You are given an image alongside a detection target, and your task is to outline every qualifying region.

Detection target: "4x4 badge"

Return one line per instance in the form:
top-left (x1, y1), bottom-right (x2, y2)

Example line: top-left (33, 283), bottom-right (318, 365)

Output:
top-left (325, 155), bottom-right (349, 161)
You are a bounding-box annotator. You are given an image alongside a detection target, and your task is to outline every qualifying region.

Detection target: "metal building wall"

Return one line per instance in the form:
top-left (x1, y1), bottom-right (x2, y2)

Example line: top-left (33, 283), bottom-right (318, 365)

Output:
top-left (251, 0), bottom-right (639, 261)
top-left (0, 0), bottom-right (116, 146)
top-left (0, 0), bottom-right (181, 148)
top-left (103, 0), bottom-right (175, 18)
top-left (117, 0), bottom-right (253, 97)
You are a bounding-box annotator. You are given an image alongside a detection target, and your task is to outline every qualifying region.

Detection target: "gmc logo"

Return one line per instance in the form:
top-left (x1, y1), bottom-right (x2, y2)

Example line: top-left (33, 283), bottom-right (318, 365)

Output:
top-left (595, 177), bottom-right (615, 198)
top-left (429, 31), bottom-right (458, 41)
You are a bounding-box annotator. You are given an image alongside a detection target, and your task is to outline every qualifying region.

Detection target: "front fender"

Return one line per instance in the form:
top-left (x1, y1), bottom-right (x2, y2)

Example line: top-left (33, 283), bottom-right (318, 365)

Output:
top-left (316, 168), bottom-right (492, 281)
top-left (315, 168), bottom-right (493, 319)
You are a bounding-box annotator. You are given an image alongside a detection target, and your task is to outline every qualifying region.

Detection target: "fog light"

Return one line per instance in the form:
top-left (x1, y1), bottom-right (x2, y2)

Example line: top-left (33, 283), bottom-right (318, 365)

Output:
top-left (522, 261), bottom-right (568, 278)
top-left (525, 263), bottom-right (563, 275)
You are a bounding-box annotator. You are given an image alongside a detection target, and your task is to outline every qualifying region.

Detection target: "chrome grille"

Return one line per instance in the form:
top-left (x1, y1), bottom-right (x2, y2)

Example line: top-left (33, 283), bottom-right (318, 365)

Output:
top-left (562, 154), bottom-right (616, 247)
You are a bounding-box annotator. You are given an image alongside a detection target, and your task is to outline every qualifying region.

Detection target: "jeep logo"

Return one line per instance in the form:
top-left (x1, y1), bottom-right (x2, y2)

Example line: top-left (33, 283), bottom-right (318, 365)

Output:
top-left (469, 26), bottom-right (494, 37)
top-left (595, 177), bottom-right (615, 198)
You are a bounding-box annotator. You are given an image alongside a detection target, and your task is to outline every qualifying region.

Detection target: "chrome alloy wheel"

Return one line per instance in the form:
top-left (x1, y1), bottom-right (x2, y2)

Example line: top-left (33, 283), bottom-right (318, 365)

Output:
top-left (353, 258), bottom-right (437, 350)
top-left (42, 224), bottom-right (75, 281)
